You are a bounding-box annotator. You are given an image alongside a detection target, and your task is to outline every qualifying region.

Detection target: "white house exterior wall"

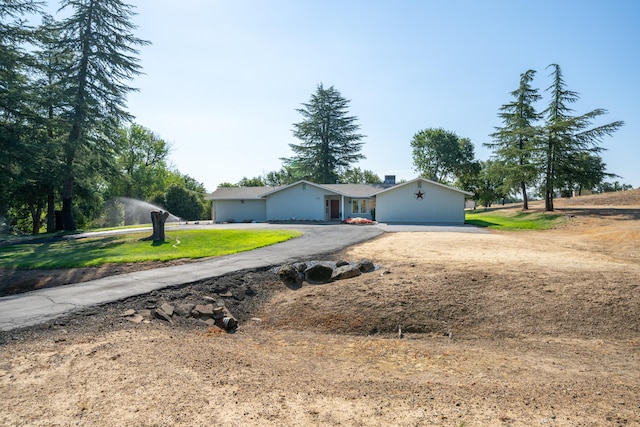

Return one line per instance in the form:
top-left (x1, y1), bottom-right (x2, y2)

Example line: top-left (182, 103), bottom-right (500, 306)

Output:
top-left (266, 183), bottom-right (326, 221)
top-left (212, 200), bottom-right (266, 223)
top-left (376, 181), bottom-right (465, 224)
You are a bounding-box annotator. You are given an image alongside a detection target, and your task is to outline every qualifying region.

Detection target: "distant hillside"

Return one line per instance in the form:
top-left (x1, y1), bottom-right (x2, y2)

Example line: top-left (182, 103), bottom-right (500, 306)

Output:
top-left (555, 189), bottom-right (640, 207)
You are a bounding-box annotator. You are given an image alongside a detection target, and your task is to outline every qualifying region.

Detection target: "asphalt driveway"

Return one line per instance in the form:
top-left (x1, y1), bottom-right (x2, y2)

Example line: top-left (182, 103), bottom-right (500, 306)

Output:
top-left (0, 223), bottom-right (485, 331)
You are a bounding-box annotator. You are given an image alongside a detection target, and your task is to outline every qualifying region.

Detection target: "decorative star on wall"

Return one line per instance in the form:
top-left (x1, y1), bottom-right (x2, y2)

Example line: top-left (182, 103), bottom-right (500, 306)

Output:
top-left (415, 190), bottom-right (424, 199)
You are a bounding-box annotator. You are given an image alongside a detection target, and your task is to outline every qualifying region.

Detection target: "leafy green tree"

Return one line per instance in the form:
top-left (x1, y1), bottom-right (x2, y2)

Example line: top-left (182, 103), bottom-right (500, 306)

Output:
top-left (455, 159), bottom-right (482, 194)
top-left (56, 0), bottom-right (149, 230)
top-left (410, 128), bottom-right (477, 185)
top-left (471, 160), bottom-right (507, 208)
top-left (594, 181), bottom-right (633, 193)
top-left (340, 167), bottom-right (382, 184)
top-left (175, 171), bottom-right (210, 219)
top-left (217, 182), bottom-right (238, 188)
top-left (542, 64), bottom-right (624, 211)
top-left (263, 164), bottom-right (305, 187)
top-left (111, 123), bottom-right (172, 199)
top-left (165, 185), bottom-right (205, 221)
top-left (237, 176), bottom-right (265, 187)
top-left (285, 84), bottom-right (365, 184)
top-left (485, 70), bottom-right (542, 210)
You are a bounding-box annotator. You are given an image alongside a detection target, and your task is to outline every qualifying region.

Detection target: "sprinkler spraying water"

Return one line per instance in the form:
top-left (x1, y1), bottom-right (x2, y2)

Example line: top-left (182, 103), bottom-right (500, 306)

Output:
top-left (114, 197), bottom-right (180, 225)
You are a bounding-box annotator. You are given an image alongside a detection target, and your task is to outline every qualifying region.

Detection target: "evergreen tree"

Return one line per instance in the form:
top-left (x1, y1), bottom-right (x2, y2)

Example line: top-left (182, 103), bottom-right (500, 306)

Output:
top-left (542, 64), bottom-right (623, 211)
top-left (286, 84), bottom-right (365, 184)
top-left (556, 153), bottom-right (611, 196)
top-left (56, 0), bottom-right (149, 230)
top-left (485, 70), bottom-right (541, 210)
top-left (0, 0), bottom-right (42, 216)
top-left (33, 16), bottom-right (72, 232)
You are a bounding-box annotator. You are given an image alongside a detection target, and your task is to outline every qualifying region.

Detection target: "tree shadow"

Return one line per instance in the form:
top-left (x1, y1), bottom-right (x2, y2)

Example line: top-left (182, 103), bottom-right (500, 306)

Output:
top-left (464, 219), bottom-right (498, 228)
top-left (555, 207), bottom-right (640, 220)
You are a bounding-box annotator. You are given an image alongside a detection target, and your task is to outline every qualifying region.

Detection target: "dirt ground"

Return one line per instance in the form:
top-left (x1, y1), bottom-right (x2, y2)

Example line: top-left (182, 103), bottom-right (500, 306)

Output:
top-left (1, 191), bottom-right (640, 426)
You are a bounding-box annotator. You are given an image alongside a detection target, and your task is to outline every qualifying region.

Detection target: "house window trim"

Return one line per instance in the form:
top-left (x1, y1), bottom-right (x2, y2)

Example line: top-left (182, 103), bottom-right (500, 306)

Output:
top-left (351, 198), bottom-right (372, 214)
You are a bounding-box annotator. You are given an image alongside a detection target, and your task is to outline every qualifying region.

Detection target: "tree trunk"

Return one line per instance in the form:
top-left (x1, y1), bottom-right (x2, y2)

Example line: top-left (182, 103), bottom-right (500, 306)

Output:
top-left (545, 136), bottom-right (555, 212)
top-left (147, 210), bottom-right (169, 242)
top-left (62, 174), bottom-right (76, 231)
top-left (30, 203), bottom-right (43, 235)
top-left (545, 189), bottom-right (554, 211)
top-left (521, 181), bottom-right (529, 210)
top-left (46, 189), bottom-right (55, 233)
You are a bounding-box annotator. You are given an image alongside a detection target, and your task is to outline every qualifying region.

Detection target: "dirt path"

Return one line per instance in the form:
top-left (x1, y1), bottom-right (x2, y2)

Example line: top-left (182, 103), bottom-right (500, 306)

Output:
top-left (1, 193), bottom-right (640, 426)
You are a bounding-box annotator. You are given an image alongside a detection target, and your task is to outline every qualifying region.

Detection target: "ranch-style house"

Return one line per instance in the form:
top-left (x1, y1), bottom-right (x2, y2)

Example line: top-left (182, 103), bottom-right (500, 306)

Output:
top-left (206, 177), bottom-right (472, 225)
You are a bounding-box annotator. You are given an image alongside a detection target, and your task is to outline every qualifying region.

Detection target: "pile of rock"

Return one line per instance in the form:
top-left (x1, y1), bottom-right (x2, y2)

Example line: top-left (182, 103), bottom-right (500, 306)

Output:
top-left (120, 300), bottom-right (238, 331)
top-left (117, 259), bottom-right (378, 331)
top-left (276, 258), bottom-right (376, 286)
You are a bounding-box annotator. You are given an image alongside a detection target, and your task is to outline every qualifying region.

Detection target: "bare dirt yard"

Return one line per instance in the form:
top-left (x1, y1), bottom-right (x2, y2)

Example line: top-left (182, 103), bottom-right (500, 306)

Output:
top-left (1, 191), bottom-right (640, 426)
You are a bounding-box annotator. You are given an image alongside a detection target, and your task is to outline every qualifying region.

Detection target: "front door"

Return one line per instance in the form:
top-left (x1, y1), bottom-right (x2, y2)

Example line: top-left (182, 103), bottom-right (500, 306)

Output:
top-left (330, 199), bottom-right (340, 220)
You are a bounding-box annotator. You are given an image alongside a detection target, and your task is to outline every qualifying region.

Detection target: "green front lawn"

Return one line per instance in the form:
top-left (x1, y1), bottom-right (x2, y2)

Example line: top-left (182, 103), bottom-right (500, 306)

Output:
top-left (0, 229), bottom-right (301, 269)
top-left (465, 210), bottom-right (564, 230)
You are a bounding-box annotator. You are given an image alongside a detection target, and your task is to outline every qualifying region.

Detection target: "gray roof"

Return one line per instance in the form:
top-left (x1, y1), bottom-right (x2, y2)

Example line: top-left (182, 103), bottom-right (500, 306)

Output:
top-left (373, 177), bottom-right (474, 196)
top-left (208, 182), bottom-right (393, 200)
top-left (207, 178), bottom-right (472, 200)
top-left (206, 186), bottom-right (278, 200)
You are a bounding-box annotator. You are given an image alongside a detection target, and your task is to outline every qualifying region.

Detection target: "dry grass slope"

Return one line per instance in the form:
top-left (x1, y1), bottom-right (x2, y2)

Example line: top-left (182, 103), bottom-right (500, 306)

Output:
top-left (1, 189), bottom-right (639, 426)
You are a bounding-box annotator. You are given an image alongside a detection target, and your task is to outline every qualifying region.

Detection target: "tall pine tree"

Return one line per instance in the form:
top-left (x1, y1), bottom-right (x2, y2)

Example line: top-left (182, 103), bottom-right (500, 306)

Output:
top-left (285, 84), bottom-right (365, 184)
top-left (56, 0), bottom-right (149, 230)
top-left (485, 69), bottom-right (541, 210)
top-left (0, 0), bottom-right (42, 215)
top-left (33, 16), bottom-right (72, 232)
top-left (542, 64), bottom-right (623, 211)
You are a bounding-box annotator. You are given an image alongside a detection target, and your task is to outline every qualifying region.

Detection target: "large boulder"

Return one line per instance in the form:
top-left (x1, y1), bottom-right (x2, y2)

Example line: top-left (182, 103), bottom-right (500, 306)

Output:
top-left (293, 262), bottom-right (307, 272)
top-left (305, 263), bottom-right (335, 284)
top-left (331, 264), bottom-right (362, 281)
top-left (278, 263), bottom-right (303, 286)
top-left (356, 258), bottom-right (375, 273)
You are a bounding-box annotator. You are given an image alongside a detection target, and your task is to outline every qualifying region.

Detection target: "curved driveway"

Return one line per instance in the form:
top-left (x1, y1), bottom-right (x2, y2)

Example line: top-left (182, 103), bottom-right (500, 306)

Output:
top-left (0, 223), bottom-right (485, 331)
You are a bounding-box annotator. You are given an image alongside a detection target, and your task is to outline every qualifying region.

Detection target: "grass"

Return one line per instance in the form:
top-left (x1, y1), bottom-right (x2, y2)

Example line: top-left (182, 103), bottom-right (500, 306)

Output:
top-left (465, 209), bottom-right (565, 230)
top-left (0, 229), bottom-right (302, 269)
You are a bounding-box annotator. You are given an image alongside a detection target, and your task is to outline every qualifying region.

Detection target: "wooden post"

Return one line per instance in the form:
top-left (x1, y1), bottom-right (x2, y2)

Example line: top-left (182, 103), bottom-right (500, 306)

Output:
top-left (148, 210), bottom-right (170, 242)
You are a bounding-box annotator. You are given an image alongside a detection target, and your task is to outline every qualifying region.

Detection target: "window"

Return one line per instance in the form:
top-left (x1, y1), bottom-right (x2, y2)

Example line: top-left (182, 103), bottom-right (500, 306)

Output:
top-left (351, 199), bottom-right (370, 214)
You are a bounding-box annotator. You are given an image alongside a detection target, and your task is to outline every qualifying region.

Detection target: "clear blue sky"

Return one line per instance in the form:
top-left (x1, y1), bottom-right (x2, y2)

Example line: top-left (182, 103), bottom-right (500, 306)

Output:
top-left (54, 1), bottom-right (640, 191)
